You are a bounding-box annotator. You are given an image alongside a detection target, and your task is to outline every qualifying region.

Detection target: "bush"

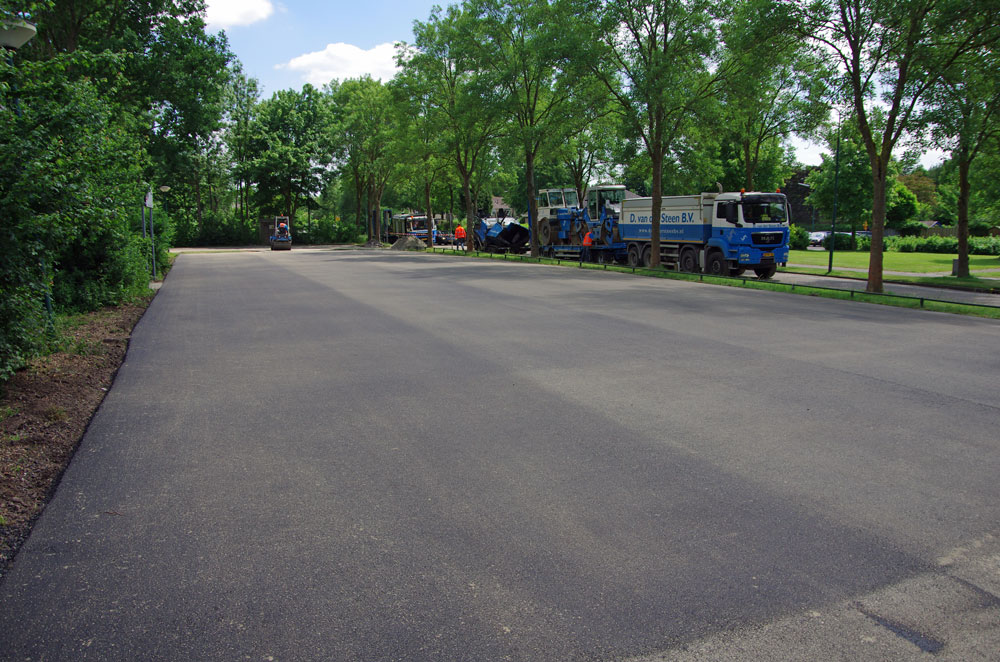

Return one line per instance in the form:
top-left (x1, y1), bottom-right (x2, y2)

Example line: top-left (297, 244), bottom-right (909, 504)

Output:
top-left (970, 236), bottom-right (1000, 255)
top-left (969, 221), bottom-right (995, 238)
top-left (788, 225), bottom-right (809, 250)
top-left (879, 234), bottom-right (1000, 255)
top-left (822, 233), bottom-right (856, 251)
top-left (899, 220), bottom-right (926, 237)
top-left (854, 235), bottom-right (887, 252)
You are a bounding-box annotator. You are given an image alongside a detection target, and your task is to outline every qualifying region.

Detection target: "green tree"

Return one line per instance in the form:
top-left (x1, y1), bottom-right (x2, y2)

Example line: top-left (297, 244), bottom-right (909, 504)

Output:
top-left (330, 77), bottom-right (395, 241)
top-left (595, 0), bottom-right (729, 268)
top-left (467, 0), bottom-right (603, 256)
top-left (805, 119), bottom-right (873, 232)
top-left (406, 5), bottom-right (504, 245)
top-left (391, 63), bottom-right (452, 246)
top-left (925, 41), bottom-right (1000, 276)
top-left (790, 0), bottom-right (1000, 292)
top-left (251, 85), bottom-right (330, 221)
top-left (224, 66), bottom-right (261, 230)
top-left (718, 9), bottom-right (829, 191)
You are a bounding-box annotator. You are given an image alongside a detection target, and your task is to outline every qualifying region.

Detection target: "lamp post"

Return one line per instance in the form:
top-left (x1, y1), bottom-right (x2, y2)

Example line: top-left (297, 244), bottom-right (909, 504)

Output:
top-left (144, 189), bottom-right (158, 280)
top-left (1, 18), bottom-right (52, 334)
top-left (828, 111), bottom-right (842, 274)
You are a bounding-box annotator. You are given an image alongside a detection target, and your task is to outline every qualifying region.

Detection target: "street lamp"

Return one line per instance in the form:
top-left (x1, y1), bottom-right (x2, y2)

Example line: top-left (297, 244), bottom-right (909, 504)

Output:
top-left (0, 17), bottom-right (36, 51)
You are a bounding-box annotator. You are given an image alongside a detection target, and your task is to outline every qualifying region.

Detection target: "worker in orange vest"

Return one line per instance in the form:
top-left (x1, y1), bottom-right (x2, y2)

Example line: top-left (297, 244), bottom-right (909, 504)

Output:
top-left (582, 231), bottom-right (593, 261)
top-left (454, 223), bottom-right (466, 250)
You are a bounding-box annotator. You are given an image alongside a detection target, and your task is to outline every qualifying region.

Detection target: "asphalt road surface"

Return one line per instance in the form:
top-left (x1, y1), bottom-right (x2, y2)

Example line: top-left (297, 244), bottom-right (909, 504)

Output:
top-left (2, 248), bottom-right (998, 661)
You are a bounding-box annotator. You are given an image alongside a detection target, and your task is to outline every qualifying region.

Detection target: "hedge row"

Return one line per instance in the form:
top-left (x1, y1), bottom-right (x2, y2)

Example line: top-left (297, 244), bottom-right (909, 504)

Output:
top-left (791, 228), bottom-right (1000, 256)
top-left (884, 235), bottom-right (1000, 255)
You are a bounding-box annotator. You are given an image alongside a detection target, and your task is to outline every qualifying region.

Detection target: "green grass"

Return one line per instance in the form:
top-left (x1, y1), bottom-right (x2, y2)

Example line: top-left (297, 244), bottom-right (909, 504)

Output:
top-left (788, 249), bottom-right (1000, 273)
top-left (427, 248), bottom-right (1000, 319)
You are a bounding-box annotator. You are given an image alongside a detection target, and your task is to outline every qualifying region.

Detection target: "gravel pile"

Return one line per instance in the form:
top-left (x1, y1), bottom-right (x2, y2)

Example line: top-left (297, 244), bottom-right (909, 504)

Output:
top-left (390, 236), bottom-right (428, 251)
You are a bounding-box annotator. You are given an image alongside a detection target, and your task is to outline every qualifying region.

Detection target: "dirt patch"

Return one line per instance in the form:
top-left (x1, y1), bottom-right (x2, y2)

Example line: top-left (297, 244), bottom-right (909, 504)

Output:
top-left (0, 297), bottom-right (152, 579)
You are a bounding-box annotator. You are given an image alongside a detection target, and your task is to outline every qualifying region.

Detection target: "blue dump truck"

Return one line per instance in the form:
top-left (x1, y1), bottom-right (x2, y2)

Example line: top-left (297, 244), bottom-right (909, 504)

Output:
top-left (533, 187), bottom-right (790, 278)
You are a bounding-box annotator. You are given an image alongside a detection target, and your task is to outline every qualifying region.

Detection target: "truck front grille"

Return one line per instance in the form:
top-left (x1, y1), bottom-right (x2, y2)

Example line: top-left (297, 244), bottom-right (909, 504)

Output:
top-left (753, 232), bottom-right (783, 245)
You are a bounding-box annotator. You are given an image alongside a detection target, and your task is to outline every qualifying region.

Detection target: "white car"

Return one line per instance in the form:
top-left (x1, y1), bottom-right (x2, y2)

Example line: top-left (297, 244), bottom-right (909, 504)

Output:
top-left (808, 231), bottom-right (829, 246)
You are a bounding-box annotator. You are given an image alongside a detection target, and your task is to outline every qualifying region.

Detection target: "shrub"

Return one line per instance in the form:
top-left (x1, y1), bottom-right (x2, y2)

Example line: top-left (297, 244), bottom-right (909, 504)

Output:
top-left (969, 221), bottom-right (995, 237)
top-left (788, 225), bottom-right (809, 250)
top-left (882, 234), bottom-right (1000, 255)
top-left (855, 235), bottom-right (887, 252)
top-left (970, 236), bottom-right (1000, 255)
top-left (899, 220), bottom-right (926, 237)
top-left (822, 233), bottom-right (856, 251)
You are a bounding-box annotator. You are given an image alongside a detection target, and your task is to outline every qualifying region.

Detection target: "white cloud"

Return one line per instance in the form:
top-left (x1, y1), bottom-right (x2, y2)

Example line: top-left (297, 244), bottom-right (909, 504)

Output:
top-left (278, 42), bottom-right (400, 87)
top-left (205, 0), bottom-right (274, 29)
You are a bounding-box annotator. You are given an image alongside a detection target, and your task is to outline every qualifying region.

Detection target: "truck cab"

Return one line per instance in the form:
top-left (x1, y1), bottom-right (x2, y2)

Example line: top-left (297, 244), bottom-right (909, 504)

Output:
top-left (709, 192), bottom-right (790, 277)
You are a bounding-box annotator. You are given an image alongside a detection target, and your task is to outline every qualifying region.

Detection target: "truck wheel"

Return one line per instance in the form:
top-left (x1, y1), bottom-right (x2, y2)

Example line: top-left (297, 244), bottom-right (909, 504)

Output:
top-left (679, 248), bottom-right (698, 273)
top-left (627, 245), bottom-right (640, 268)
top-left (706, 252), bottom-right (727, 276)
top-left (541, 222), bottom-right (554, 246)
top-left (754, 266), bottom-right (777, 279)
top-left (641, 245), bottom-right (652, 268)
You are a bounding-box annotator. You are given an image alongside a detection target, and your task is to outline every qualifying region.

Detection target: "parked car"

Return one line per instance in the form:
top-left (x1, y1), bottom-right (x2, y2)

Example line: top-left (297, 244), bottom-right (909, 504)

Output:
top-left (808, 231), bottom-right (829, 246)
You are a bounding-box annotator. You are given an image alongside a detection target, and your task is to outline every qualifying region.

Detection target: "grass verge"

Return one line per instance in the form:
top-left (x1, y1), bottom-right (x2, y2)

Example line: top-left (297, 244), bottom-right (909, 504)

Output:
top-left (428, 248), bottom-right (1000, 320)
top-left (779, 264), bottom-right (1000, 293)
top-left (787, 249), bottom-right (1000, 273)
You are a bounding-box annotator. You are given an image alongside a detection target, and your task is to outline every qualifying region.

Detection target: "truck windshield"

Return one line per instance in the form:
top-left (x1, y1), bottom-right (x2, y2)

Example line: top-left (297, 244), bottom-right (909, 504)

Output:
top-left (588, 188), bottom-right (626, 219)
top-left (742, 195), bottom-right (788, 224)
top-left (547, 191), bottom-right (565, 207)
top-left (563, 190), bottom-right (579, 207)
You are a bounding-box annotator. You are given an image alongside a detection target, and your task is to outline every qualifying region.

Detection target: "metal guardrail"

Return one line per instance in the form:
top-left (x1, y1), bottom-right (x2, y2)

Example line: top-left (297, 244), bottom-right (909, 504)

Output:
top-left (428, 248), bottom-right (1000, 313)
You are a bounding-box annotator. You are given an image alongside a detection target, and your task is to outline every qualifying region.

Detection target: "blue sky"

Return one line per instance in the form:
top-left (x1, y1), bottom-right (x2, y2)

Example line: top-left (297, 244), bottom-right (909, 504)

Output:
top-left (207, 0), bottom-right (441, 96)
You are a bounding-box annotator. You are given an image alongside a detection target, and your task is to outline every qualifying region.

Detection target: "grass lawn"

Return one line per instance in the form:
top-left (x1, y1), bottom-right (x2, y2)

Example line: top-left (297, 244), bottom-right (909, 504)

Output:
top-left (787, 249), bottom-right (1000, 273)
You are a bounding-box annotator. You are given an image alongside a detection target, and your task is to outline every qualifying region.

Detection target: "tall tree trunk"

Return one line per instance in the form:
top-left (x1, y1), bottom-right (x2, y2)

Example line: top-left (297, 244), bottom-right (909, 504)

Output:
top-left (460, 170), bottom-right (475, 254)
top-left (365, 179), bottom-right (376, 241)
top-left (526, 146), bottom-right (539, 257)
top-left (424, 180), bottom-right (434, 249)
top-left (649, 148), bottom-right (663, 268)
top-left (866, 157), bottom-right (889, 293)
top-left (353, 170), bottom-right (363, 236)
top-left (956, 156), bottom-right (971, 278)
top-left (195, 178), bottom-right (203, 229)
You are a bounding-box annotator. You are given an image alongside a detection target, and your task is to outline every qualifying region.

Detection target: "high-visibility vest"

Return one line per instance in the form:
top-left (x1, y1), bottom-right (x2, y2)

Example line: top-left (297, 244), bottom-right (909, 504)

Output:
top-left (455, 225), bottom-right (466, 238)
top-left (582, 232), bottom-right (593, 246)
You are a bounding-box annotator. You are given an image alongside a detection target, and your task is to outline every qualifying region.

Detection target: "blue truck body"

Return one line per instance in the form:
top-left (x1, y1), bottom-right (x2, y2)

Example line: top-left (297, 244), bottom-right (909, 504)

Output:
top-left (531, 188), bottom-right (790, 277)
